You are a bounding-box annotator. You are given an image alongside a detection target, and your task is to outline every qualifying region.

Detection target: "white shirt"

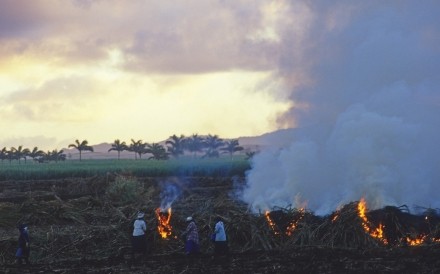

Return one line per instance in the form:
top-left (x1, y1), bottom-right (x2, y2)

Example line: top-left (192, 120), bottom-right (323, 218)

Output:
top-left (214, 221), bottom-right (226, 241)
top-left (133, 219), bottom-right (146, 236)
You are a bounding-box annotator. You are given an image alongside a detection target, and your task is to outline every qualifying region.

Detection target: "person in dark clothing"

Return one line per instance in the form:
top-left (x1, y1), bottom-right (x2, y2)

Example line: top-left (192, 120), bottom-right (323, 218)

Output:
top-left (182, 216), bottom-right (199, 255)
top-left (16, 224), bottom-right (30, 265)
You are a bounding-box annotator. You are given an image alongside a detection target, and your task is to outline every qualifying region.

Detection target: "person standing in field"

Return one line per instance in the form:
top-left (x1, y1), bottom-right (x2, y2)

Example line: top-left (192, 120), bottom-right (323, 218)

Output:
top-left (213, 217), bottom-right (228, 256)
top-left (182, 216), bottom-right (199, 255)
top-left (16, 224), bottom-right (30, 265)
top-left (131, 212), bottom-right (147, 258)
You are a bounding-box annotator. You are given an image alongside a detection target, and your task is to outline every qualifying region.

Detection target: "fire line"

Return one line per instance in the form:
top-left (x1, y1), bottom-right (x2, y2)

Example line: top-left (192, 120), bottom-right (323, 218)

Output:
top-left (265, 209), bottom-right (305, 236)
top-left (265, 211), bottom-right (280, 235)
top-left (357, 198), bottom-right (388, 245)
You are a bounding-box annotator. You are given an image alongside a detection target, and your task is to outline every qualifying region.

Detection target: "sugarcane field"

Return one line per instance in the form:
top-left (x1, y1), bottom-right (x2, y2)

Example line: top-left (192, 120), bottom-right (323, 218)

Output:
top-left (1, 174), bottom-right (440, 274)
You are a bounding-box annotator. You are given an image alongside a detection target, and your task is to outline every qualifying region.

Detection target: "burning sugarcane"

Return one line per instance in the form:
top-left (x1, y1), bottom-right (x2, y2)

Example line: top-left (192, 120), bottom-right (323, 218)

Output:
top-left (155, 181), bottom-right (182, 239)
top-left (264, 208), bottom-right (306, 236)
top-left (261, 198), bottom-right (440, 248)
top-left (357, 198), bottom-right (388, 245)
top-left (155, 208), bottom-right (173, 239)
top-left (265, 211), bottom-right (280, 235)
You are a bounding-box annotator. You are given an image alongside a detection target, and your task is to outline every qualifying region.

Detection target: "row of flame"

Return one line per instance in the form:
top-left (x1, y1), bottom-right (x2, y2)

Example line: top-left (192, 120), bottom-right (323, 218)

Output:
top-left (357, 198), bottom-right (440, 246)
top-left (156, 200), bottom-right (439, 246)
top-left (265, 198), bottom-right (439, 246)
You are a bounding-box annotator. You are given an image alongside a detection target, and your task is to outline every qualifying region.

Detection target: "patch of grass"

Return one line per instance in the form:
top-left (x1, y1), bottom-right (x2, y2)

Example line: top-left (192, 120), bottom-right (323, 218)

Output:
top-left (0, 203), bottom-right (20, 227)
top-left (0, 157), bottom-right (251, 181)
top-left (106, 176), bottom-right (143, 205)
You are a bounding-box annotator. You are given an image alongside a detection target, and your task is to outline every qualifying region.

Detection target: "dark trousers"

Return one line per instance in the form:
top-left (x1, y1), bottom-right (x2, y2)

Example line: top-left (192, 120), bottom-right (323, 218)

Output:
top-left (131, 235), bottom-right (147, 254)
top-left (16, 247), bottom-right (30, 264)
top-left (185, 240), bottom-right (199, 255)
top-left (214, 241), bottom-right (228, 255)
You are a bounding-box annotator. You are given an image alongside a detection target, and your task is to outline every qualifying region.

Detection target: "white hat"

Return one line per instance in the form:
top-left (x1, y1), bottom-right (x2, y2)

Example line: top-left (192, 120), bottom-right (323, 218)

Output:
top-left (137, 212), bottom-right (145, 219)
top-left (186, 216), bottom-right (193, 222)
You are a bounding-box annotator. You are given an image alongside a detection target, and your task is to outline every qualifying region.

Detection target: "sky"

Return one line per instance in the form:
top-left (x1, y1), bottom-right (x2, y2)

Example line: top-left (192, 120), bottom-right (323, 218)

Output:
top-left (2, 1), bottom-right (440, 213)
top-left (1, 0), bottom-right (295, 150)
top-left (240, 0), bottom-right (440, 214)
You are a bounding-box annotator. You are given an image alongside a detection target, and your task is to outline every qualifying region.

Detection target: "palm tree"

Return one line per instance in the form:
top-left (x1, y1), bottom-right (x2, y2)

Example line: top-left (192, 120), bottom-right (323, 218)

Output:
top-left (49, 149), bottom-right (66, 162)
top-left (38, 151), bottom-right (50, 163)
top-left (166, 134), bottom-right (186, 158)
top-left (68, 139), bottom-right (94, 161)
top-left (6, 147), bottom-right (15, 164)
top-left (221, 139), bottom-right (244, 159)
top-left (185, 134), bottom-right (205, 158)
top-left (146, 143), bottom-right (169, 160)
top-left (128, 139), bottom-right (146, 160)
top-left (245, 150), bottom-right (257, 160)
top-left (28, 147), bottom-right (45, 163)
top-left (0, 147), bottom-right (7, 164)
top-left (203, 134), bottom-right (224, 158)
top-left (11, 146), bottom-right (30, 164)
top-left (108, 139), bottom-right (127, 160)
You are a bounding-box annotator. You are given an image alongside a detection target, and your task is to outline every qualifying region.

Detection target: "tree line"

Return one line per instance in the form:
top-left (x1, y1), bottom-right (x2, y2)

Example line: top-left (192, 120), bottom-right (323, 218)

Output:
top-left (0, 146), bottom-right (65, 164)
top-left (0, 134), bottom-right (252, 163)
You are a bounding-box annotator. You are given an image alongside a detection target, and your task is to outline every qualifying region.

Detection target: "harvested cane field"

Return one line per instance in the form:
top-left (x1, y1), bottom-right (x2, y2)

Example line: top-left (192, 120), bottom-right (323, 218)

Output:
top-left (1, 172), bottom-right (440, 273)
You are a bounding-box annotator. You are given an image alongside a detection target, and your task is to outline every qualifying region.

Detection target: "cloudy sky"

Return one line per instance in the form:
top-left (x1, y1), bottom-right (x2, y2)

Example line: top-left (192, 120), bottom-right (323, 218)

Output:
top-left (1, 0), bottom-right (295, 150)
top-left (1, 0), bottom-right (439, 154)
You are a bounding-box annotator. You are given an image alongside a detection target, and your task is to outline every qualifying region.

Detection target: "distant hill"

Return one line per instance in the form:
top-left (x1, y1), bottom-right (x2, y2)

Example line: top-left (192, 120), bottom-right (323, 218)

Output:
top-left (238, 128), bottom-right (298, 147)
top-left (239, 124), bottom-right (331, 148)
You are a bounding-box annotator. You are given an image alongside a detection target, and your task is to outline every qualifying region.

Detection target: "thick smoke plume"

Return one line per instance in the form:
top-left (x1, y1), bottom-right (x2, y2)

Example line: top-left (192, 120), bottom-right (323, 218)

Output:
top-left (242, 1), bottom-right (440, 215)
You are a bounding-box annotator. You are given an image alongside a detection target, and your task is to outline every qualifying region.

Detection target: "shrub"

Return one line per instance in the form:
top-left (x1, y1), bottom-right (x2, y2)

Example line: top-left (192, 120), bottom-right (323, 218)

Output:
top-left (106, 176), bottom-right (143, 205)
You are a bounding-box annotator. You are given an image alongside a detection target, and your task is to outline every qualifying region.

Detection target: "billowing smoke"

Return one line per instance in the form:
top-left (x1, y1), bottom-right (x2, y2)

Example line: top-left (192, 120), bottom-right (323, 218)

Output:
top-left (242, 1), bottom-right (440, 215)
top-left (159, 181), bottom-right (182, 211)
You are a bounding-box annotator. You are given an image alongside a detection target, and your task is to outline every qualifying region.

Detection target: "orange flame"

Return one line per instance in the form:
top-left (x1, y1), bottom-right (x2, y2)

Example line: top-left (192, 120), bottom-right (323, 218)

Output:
top-left (285, 208), bottom-right (305, 236)
top-left (357, 198), bottom-right (388, 245)
top-left (265, 209), bottom-right (305, 236)
top-left (405, 235), bottom-right (427, 246)
top-left (402, 214), bottom-right (440, 245)
top-left (405, 235), bottom-right (440, 246)
top-left (331, 210), bottom-right (340, 223)
top-left (265, 211), bottom-right (280, 235)
top-left (155, 208), bottom-right (173, 239)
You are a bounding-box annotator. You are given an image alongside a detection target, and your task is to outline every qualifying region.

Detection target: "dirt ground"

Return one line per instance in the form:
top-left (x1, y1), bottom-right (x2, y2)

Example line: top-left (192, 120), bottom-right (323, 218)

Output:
top-left (1, 176), bottom-right (439, 273)
top-left (2, 246), bottom-right (440, 273)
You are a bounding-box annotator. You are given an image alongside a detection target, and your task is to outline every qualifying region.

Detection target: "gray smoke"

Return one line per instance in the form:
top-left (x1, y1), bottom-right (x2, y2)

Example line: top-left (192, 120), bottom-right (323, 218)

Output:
top-left (159, 181), bottom-right (182, 210)
top-left (242, 1), bottom-right (440, 215)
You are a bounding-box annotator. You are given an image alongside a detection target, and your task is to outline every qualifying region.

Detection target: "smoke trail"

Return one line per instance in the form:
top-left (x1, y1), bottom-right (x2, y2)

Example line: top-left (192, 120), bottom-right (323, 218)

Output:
top-left (242, 1), bottom-right (440, 215)
top-left (159, 181), bottom-right (182, 210)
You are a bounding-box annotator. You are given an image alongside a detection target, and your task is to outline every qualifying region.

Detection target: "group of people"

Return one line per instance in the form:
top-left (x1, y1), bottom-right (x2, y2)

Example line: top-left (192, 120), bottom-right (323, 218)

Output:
top-left (13, 213), bottom-right (227, 265)
top-left (131, 212), bottom-right (228, 257)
